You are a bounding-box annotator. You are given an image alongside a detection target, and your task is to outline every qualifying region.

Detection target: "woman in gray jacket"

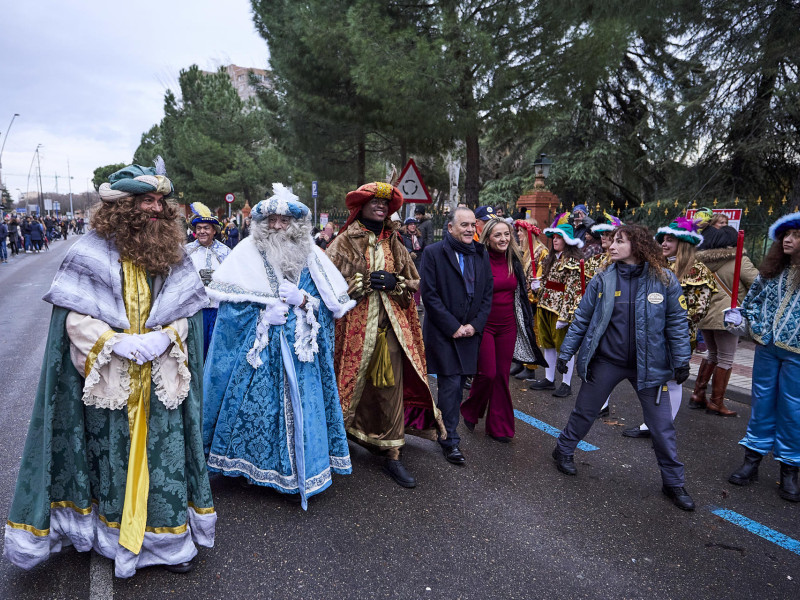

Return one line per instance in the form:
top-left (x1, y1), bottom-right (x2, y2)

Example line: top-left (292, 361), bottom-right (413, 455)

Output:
top-left (551, 224), bottom-right (695, 511)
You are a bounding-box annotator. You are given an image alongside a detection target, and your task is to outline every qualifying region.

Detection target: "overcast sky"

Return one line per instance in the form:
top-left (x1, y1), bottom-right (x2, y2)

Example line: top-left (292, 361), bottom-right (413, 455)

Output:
top-left (0, 0), bottom-right (270, 200)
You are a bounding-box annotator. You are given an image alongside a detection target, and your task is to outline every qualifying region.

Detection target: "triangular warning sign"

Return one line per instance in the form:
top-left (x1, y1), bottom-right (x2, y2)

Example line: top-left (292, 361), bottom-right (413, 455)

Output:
top-left (397, 159), bottom-right (432, 204)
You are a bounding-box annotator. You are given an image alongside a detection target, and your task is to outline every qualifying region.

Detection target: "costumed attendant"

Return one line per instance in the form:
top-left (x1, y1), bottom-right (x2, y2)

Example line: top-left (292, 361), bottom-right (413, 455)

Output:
top-left (552, 224), bottom-right (695, 511)
top-left (4, 160), bottom-right (215, 577)
top-left (510, 219), bottom-right (548, 381)
top-left (585, 213), bottom-right (624, 417)
top-left (327, 182), bottom-right (444, 488)
top-left (624, 218), bottom-right (717, 438)
top-left (693, 226), bottom-right (758, 414)
top-left (528, 213), bottom-right (584, 397)
top-left (724, 214), bottom-right (800, 502)
top-left (185, 202), bottom-right (230, 360)
top-left (203, 185), bottom-right (355, 508)
top-left (460, 219), bottom-right (545, 442)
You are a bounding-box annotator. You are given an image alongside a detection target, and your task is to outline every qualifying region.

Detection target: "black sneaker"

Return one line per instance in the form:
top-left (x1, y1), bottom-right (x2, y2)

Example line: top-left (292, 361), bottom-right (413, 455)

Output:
top-left (528, 378), bottom-right (555, 390)
top-left (552, 383), bottom-right (572, 397)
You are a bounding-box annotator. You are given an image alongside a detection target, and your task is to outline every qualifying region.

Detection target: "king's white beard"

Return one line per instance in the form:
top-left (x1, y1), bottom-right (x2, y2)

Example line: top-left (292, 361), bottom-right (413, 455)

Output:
top-left (252, 220), bottom-right (314, 283)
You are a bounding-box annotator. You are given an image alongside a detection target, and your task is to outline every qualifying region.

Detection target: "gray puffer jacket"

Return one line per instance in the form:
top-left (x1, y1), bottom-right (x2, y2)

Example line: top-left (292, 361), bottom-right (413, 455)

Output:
top-left (559, 262), bottom-right (691, 390)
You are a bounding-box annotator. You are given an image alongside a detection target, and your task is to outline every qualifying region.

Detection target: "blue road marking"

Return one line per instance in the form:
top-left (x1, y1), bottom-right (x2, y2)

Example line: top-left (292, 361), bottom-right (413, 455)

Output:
top-left (711, 508), bottom-right (800, 556)
top-left (514, 409), bottom-right (599, 452)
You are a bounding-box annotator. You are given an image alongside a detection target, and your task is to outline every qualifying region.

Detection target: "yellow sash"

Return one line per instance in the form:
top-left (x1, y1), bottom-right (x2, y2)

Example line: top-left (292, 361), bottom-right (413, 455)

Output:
top-left (118, 260), bottom-right (152, 554)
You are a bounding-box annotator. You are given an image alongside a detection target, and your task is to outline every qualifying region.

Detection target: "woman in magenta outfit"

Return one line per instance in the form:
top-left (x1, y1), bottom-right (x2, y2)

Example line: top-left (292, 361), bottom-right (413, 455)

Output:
top-left (461, 219), bottom-right (545, 441)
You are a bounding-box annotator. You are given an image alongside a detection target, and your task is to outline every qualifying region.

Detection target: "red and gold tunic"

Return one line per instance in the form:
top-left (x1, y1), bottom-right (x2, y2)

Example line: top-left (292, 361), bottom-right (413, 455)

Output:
top-left (326, 221), bottom-right (444, 442)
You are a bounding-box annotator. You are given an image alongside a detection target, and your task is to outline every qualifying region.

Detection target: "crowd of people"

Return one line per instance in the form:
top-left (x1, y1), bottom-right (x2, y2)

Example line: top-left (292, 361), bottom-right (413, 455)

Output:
top-left (3, 158), bottom-right (798, 580)
top-left (0, 213), bottom-right (85, 261)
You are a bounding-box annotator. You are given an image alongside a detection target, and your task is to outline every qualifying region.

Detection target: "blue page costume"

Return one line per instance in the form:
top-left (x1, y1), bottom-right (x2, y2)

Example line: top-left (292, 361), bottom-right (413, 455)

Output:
top-left (203, 188), bottom-right (356, 508)
top-left (185, 202), bottom-right (231, 359)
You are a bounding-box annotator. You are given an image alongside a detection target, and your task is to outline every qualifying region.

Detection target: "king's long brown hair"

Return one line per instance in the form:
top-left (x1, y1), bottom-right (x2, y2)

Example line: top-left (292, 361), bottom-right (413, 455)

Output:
top-left (91, 195), bottom-right (185, 276)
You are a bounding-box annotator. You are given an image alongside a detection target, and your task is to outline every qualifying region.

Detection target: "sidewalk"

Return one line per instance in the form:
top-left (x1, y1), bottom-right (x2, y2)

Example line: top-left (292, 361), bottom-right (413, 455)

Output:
top-left (687, 339), bottom-right (754, 406)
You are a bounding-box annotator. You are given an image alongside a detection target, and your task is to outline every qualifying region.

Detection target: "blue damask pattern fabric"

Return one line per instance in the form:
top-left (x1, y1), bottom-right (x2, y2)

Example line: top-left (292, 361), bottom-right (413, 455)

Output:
top-left (742, 269), bottom-right (800, 353)
top-left (203, 269), bottom-right (351, 498)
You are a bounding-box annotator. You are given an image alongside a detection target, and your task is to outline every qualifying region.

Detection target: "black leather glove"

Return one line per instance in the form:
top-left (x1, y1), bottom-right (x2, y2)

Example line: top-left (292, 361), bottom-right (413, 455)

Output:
top-left (369, 270), bottom-right (397, 292)
top-left (556, 357), bottom-right (569, 374)
top-left (674, 365), bottom-right (690, 385)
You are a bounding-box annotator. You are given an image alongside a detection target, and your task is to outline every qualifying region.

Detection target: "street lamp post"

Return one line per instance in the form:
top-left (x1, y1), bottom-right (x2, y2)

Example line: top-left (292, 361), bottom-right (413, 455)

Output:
top-left (67, 159), bottom-right (74, 216)
top-left (532, 153), bottom-right (554, 190)
top-left (0, 113), bottom-right (20, 190)
top-left (35, 145), bottom-right (44, 216)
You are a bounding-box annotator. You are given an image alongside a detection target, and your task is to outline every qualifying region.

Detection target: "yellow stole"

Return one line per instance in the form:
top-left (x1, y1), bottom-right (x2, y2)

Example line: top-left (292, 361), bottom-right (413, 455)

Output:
top-left (118, 260), bottom-right (152, 554)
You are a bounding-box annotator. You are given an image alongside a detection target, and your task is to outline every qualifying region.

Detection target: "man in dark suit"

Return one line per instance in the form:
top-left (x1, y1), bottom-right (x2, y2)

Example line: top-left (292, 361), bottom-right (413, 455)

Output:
top-left (420, 207), bottom-right (493, 466)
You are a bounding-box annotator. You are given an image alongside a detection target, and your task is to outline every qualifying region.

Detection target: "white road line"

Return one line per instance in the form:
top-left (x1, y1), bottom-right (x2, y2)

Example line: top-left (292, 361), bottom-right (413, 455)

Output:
top-left (89, 550), bottom-right (114, 600)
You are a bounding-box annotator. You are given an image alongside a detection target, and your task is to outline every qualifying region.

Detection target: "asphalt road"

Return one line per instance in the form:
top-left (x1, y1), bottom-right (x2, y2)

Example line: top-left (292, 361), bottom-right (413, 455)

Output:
top-left (0, 237), bottom-right (797, 599)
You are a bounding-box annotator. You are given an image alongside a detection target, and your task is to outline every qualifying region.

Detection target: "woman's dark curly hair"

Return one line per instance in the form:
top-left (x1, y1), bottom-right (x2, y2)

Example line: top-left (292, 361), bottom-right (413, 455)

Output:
top-left (759, 229), bottom-right (800, 279)
top-left (615, 224), bottom-right (671, 283)
top-left (91, 195), bottom-right (184, 276)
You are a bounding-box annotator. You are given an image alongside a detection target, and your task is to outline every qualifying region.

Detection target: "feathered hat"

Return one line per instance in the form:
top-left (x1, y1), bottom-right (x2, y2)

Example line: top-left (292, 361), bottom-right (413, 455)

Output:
top-left (189, 202), bottom-right (220, 228)
top-left (768, 212), bottom-right (800, 241)
top-left (694, 207), bottom-right (714, 230)
top-left (543, 212), bottom-right (584, 248)
top-left (655, 216), bottom-right (704, 246)
top-left (251, 183), bottom-right (310, 222)
top-left (591, 211), bottom-right (624, 234)
top-left (98, 156), bottom-right (173, 202)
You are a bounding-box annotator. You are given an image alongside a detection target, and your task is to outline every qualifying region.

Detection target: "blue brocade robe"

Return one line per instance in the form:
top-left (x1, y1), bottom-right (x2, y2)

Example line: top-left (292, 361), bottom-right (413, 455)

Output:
top-left (203, 266), bottom-right (352, 507)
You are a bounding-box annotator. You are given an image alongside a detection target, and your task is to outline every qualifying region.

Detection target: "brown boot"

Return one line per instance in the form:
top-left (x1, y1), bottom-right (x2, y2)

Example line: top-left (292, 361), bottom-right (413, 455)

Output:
top-left (689, 359), bottom-right (716, 409)
top-left (705, 366), bottom-right (737, 417)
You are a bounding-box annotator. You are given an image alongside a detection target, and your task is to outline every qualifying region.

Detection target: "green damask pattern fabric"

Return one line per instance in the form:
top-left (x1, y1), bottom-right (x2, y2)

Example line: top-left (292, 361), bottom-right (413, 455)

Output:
top-left (8, 306), bottom-right (213, 534)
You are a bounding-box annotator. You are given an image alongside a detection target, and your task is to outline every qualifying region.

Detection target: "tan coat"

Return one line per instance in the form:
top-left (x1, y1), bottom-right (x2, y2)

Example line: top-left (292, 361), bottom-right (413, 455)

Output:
top-left (696, 247), bottom-right (759, 330)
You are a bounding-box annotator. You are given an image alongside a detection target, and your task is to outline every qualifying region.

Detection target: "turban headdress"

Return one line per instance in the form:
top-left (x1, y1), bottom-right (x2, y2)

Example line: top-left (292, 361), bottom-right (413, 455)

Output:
top-left (343, 182), bottom-right (404, 230)
top-left (98, 156), bottom-right (174, 202)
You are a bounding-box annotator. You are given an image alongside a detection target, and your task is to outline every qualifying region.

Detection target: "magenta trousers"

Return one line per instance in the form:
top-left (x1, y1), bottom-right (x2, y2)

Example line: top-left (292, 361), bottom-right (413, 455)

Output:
top-left (461, 320), bottom-right (518, 438)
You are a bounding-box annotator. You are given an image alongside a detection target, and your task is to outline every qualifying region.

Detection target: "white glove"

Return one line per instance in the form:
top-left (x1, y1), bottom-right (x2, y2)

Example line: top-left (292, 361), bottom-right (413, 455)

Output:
top-left (530, 278), bottom-right (541, 291)
top-left (265, 302), bottom-right (291, 326)
top-left (138, 331), bottom-right (171, 361)
top-left (723, 308), bottom-right (743, 326)
top-left (112, 335), bottom-right (149, 365)
top-left (556, 320), bottom-right (569, 330)
top-left (278, 281), bottom-right (305, 306)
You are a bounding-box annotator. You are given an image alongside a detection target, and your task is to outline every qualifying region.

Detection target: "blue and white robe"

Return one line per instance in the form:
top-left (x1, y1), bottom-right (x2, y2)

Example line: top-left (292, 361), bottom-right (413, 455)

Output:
top-left (202, 238), bottom-right (356, 508)
top-left (186, 238), bottom-right (232, 359)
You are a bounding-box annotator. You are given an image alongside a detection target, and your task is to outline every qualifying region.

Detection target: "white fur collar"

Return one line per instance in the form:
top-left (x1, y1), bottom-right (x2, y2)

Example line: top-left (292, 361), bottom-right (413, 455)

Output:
top-left (207, 237), bottom-right (355, 318)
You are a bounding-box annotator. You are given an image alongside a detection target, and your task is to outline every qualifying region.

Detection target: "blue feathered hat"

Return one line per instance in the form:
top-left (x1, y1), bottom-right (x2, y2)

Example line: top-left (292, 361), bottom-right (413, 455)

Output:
top-left (252, 183), bottom-right (310, 222)
top-left (190, 202), bottom-right (220, 228)
top-left (769, 213), bottom-right (800, 241)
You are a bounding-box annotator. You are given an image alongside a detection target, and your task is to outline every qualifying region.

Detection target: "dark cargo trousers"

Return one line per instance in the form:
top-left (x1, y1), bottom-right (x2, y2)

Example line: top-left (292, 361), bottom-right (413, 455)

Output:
top-left (556, 358), bottom-right (685, 487)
